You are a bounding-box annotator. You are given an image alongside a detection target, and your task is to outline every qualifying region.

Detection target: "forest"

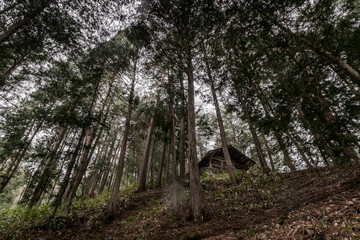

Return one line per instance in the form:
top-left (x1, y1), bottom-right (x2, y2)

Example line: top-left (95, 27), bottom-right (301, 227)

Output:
top-left (0, 0), bottom-right (359, 239)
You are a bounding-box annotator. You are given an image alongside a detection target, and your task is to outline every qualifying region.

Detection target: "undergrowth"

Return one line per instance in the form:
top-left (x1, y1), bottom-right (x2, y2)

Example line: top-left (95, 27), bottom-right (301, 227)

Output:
top-left (0, 183), bottom-right (138, 236)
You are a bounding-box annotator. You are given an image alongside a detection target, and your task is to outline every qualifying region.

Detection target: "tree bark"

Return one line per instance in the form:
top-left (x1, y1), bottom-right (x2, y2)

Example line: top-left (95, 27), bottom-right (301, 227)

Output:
top-left (66, 75), bottom-right (112, 207)
top-left (157, 137), bottom-right (167, 188)
top-left (27, 124), bottom-right (68, 209)
top-left (98, 134), bottom-right (117, 194)
top-left (137, 93), bottom-right (159, 192)
top-left (285, 131), bottom-right (314, 170)
top-left (51, 128), bottom-right (86, 217)
top-left (236, 87), bottom-right (271, 174)
top-left (179, 74), bottom-right (186, 177)
top-left (185, 47), bottom-right (202, 222)
top-left (203, 44), bottom-right (237, 182)
top-left (294, 101), bottom-right (334, 164)
top-left (274, 132), bottom-right (297, 172)
top-left (106, 59), bottom-right (136, 216)
top-left (0, 121), bottom-right (42, 194)
top-left (260, 132), bottom-right (276, 173)
top-left (168, 79), bottom-right (177, 181)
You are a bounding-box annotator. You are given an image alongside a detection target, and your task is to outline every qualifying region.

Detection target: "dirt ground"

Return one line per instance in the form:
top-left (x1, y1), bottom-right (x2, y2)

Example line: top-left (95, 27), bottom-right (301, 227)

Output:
top-left (7, 165), bottom-right (360, 240)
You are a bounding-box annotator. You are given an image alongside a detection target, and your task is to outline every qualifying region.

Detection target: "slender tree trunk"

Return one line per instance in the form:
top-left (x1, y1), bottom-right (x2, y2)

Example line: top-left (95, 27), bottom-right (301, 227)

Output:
top-left (0, 121), bottom-right (42, 193)
top-left (285, 131), bottom-right (314, 170)
top-left (51, 128), bottom-right (86, 217)
top-left (1, 56), bottom-right (24, 80)
top-left (179, 75), bottom-right (186, 177)
top-left (260, 132), bottom-right (276, 173)
top-left (294, 101), bottom-right (334, 164)
top-left (235, 87), bottom-right (271, 174)
top-left (66, 76), bottom-right (111, 207)
top-left (168, 80), bottom-right (178, 181)
top-left (309, 95), bottom-right (359, 162)
top-left (98, 135), bottom-right (117, 194)
top-left (165, 139), bottom-right (171, 184)
top-left (203, 47), bottom-right (237, 182)
top-left (27, 124), bottom-right (68, 209)
top-left (47, 131), bottom-right (78, 203)
top-left (274, 132), bottom-right (297, 172)
top-left (137, 95), bottom-right (159, 192)
top-left (185, 47), bottom-right (202, 222)
top-left (0, 0), bottom-right (55, 44)
top-left (87, 134), bottom-right (110, 196)
top-left (106, 59), bottom-right (137, 216)
top-left (157, 137), bottom-right (167, 188)
top-left (107, 142), bottom-right (121, 191)
top-left (147, 140), bottom-right (155, 188)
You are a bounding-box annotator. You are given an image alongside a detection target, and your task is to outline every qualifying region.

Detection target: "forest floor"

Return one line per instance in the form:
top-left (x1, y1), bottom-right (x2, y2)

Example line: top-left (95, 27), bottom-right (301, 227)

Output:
top-left (2, 164), bottom-right (360, 240)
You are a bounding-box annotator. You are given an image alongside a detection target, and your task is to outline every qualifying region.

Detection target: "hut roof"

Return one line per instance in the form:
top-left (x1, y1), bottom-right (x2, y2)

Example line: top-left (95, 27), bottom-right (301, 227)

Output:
top-left (198, 145), bottom-right (255, 171)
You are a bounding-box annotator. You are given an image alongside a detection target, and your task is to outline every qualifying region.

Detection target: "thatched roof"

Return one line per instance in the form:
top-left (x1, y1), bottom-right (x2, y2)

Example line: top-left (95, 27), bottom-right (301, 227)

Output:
top-left (198, 145), bottom-right (255, 171)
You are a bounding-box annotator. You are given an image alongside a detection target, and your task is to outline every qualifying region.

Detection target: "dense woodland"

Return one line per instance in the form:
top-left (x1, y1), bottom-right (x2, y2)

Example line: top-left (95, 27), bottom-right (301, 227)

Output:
top-left (0, 0), bottom-right (360, 232)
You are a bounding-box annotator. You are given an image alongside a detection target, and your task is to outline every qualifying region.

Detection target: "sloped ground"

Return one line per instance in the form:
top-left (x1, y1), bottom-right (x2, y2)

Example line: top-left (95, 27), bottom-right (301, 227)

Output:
top-left (2, 165), bottom-right (360, 240)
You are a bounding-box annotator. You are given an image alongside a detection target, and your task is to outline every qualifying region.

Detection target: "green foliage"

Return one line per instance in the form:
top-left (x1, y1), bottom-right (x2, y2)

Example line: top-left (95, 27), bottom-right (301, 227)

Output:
top-left (0, 204), bottom-right (52, 234)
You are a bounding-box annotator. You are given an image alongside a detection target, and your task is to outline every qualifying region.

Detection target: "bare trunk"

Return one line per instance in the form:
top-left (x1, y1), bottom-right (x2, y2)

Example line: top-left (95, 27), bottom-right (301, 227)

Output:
top-left (179, 76), bottom-right (186, 177)
top-left (51, 128), bottom-right (86, 217)
top-left (106, 59), bottom-right (136, 216)
top-left (236, 87), bottom-right (271, 174)
top-left (285, 131), bottom-right (314, 170)
top-left (260, 132), bottom-right (276, 173)
top-left (294, 101), bottom-right (335, 164)
top-left (0, 121), bottom-right (42, 193)
top-left (157, 137), bottom-right (167, 188)
top-left (169, 87), bottom-right (177, 181)
top-left (27, 124), bottom-right (68, 209)
top-left (203, 45), bottom-right (237, 182)
top-left (312, 95), bottom-right (359, 162)
top-left (66, 76), bottom-right (111, 207)
top-left (137, 99), bottom-right (158, 192)
top-left (274, 132), bottom-right (297, 172)
top-left (98, 135), bottom-right (117, 194)
top-left (186, 48), bottom-right (202, 222)
top-left (165, 138), bottom-right (171, 184)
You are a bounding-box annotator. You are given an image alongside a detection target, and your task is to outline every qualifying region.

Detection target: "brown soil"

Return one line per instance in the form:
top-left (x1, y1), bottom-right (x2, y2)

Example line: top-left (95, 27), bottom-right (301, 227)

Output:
top-left (7, 165), bottom-right (360, 240)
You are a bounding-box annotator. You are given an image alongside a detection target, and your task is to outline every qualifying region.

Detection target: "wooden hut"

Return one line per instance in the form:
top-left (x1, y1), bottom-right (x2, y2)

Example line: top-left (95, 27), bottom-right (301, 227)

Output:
top-left (198, 145), bottom-right (255, 172)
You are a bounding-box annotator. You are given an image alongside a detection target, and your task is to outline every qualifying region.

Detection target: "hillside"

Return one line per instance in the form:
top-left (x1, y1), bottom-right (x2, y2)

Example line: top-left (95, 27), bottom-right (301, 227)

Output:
top-left (1, 165), bottom-right (359, 240)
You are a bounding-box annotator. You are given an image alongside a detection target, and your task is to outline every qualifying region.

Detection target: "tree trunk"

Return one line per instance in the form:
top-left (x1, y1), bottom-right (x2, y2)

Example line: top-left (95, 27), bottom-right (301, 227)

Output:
top-left (310, 95), bottom-right (359, 162)
top-left (168, 80), bottom-right (177, 181)
top-left (185, 47), bottom-right (202, 222)
top-left (179, 75), bottom-right (186, 177)
top-left (137, 94), bottom-right (159, 192)
top-left (294, 101), bottom-right (335, 164)
top-left (260, 132), bottom-right (276, 173)
top-left (285, 131), bottom-right (314, 170)
top-left (274, 132), bottom-right (297, 172)
top-left (66, 75), bottom-right (112, 207)
top-left (51, 128), bottom-right (86, 217)
top-left (27, 124), bottom-right (68, 209)
top-left (106, 58), bottom-right (136, 216)
top-left (98, 134), bottom-right (117, 194)
top-left (165, 137), bottom-right (171, 184)
top-left (203, 44), bottom-right (237, 182)
top-left (0, 121), bottom-right (42, 193)
top-left (157, 137), bottom-right (167, 188)
top-left (236, 87), bottom-right (271, 174)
